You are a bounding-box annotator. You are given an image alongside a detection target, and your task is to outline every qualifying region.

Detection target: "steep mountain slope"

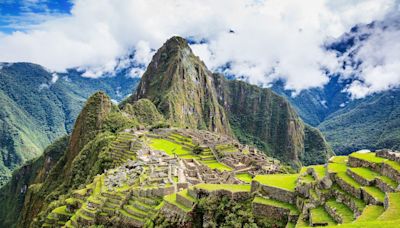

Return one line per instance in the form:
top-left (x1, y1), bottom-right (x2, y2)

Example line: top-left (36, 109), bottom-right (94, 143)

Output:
top-left (131, 37), bottom-right (231, 135)
top-left (213, 75), bottom-right (332, 165)
top-left (0, 63), bottom-right (139, 186)
top-left (130, 36), bottom-right (332, 165)
top-left (319, 89), bottom-right (400, 154)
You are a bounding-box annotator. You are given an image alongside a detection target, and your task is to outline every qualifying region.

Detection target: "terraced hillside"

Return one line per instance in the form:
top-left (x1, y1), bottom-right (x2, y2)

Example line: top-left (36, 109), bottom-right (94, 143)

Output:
top-left (35, 142), bottom-right (400, 227)
top-left (34, 128), bottom-right (285, 227)
top-left (33, 125), bottom-right (400, 228)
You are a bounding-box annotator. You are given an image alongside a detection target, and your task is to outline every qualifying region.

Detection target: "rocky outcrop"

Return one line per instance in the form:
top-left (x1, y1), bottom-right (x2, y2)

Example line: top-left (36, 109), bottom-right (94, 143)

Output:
top-left (131, 36), bottom-right (231, 135)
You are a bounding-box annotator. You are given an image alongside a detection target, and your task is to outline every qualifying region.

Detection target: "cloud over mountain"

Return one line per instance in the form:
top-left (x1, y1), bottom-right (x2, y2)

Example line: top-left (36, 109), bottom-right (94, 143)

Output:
top-left (0, 0), bottom-right (398, 97)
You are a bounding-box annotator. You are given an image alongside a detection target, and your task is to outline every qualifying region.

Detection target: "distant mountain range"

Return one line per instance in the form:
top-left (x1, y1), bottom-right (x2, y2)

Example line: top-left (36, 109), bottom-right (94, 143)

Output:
top-left (0, 62), bottom-right (139, 186)
top-left (271, 22), bottom-right (400, 155)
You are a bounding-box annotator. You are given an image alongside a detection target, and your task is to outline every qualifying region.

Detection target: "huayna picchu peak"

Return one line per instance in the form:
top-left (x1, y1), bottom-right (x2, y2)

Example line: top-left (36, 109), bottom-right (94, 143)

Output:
top-left (0, 36), bottom-right (399, 228)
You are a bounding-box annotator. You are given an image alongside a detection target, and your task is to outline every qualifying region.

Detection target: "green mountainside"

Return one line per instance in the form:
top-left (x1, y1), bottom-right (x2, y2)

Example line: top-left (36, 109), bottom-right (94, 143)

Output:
top-left (0, 37), bottom-right (339, 228)
top-left (129, 36), bottom-right (331, 166)
top-left (0, 63), bottom-right (139, 186)
top-left (272, 80), bottom-right (400, 155)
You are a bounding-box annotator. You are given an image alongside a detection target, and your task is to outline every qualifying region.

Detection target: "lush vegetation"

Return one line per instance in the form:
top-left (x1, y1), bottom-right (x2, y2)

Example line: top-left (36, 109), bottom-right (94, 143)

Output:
top-left (253, 174), bottom-right (299, 191)
top-left (0, 63), bottom-right (138, 186)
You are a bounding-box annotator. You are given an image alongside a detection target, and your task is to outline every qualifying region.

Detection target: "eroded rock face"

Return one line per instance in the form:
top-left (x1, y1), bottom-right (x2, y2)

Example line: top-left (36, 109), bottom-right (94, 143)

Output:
top-left (132, 36), bottom-right (231, 135)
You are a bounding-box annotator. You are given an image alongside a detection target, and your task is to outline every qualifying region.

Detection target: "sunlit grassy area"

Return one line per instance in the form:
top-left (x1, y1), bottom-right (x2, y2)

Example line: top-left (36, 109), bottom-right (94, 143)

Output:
top-left (377, 193), bottom-right (400, 221)
top-left (195, 183), bottom-right (251, 192)
top-left (253, 196), bottom-right (299, 215)
top-left (363, 186), bottom-right (385, 202)
top-left (329, 156), bottom-right (348, 164)
top-left (326, 199), bottom-right (354, 223)
top-left (201, 160), bottom-right (232, 171)
top-left (310, 206), bottom-right (336, 226)
top-left (355, 205), bottom-right (384, 222)
top-left (163, 193), bottom-right (192, 212)
top-left (349, 167), bottom-right (380, 181)
top-left (336, 172), bottom-right (361, 189)
top-left (349, 152), bottom-right (385, 163)
top-left (253, 174), bottom-right (299, 192)
top-left (327, 163), bottom-right (347, 174)
top-left (312, 165), bottom-right (327, 180)
top-left (149, 138), bottom-right (191, 156)
top-left (235, 173), bottom-right (253, 183)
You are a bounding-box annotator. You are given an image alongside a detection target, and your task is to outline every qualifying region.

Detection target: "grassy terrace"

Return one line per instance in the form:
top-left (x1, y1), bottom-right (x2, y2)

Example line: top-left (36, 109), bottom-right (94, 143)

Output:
top-left (327, 163), bottom-right (347, 174)
top-left (378, 193), bottom-right (400, 221)
top-left (235, 173), bottom-right (253, 183)
top-left (253, 174), bottom-right (299, 192)
top-left (195, 183), bottom-right (251, 192)
top-left (326, 200), bottom-right (355, 223)
top-left (253, 196), bottom-right (299, 215)
top-left (119, 208), bottom-right (144, 221)
top-left (377, 175), bottom-right (398, 189)
top-left (299, 174), bottom-right (315, 184)
top-left (355, 205), bottom-right (384, 222)
top-left (312, 165), bottom-right (327, 180)
top-left (363, 186), bottom-right (385, 203)
top-left (163, 193), bottom-right (192, 212)
top-left (52, 205), bottom-right (72, 216)
top-left (310, 206), bottom-right (336, 226)
top-left (349, 152), bottom-right (385, 163)
top-left (349, 167), bottom-right (380, 182)
top-left (329, 156), bottom-right (348, 164)
top-left (332, 185), bottom-right (365, 211)
top-left (336, 172), bottom-right (361, 189)
top-left (177, 189), bottom-right (196, 202)
top-left (201, 160), bottom-right (232, 171)
top-left (150, 138), bottom-right (191, 156)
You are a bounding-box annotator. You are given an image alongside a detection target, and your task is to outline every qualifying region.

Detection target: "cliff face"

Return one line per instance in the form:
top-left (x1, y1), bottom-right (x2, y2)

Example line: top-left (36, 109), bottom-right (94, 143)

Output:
top-left (132, 36), bottom-right (231, 135)
top-left (131, 36), bottom-right (331, 166)
top-left (212, 74), bottom-right (332, 166)
top-left (0, 136), bottom-right (69, 228)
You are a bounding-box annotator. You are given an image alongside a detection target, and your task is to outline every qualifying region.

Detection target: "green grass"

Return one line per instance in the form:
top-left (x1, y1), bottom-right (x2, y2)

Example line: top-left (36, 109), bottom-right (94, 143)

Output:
top-left (235, 173), bottom-right (253, 183)
top-left (310, 206), bottom-right (336, 226)
top-left (300, 174), bottom-right (315, 183)
top-left (332, 185), bottom-right (365, 211)
top-left (349, 167), bottom-right (380, 181)
top-left (378, 192), bottom-right (400, 221)
top-left (326, 219), bottom-right (400, 228)
top-left (253, 174), bottom-right (299, 192)
top-left (363, 186), bottom-right (385, 203)
top-left (385, 160), bottom-right (400, 172)
top-left (329, 156), bottom-right (348, 164)
top-left (200, 160), bottom-right (232, 171)
top-left (312, 165), bottom-right (327, 180)
top-left (349, 152), bottom-right (385, 163)
top-left (177, 189), bottom-right (196, 202)
top-left (163, 193), bottom-right (192, 212)
top-left (326, 199), bottom-right (355, 223)
top-left (253, 196), bottom-right (299, 215)
top-left (195, 183), bottom-right (251, 192)
top-left (336, 172), bottom-right (361, 189)
top-left (327, 163), bottom-right (347, 174)
top-left (355, 205), bottom-right (384, 222)
top-left (149, 138), bottom-right (191, 156)
top-left (119, 208), bottom-right (144, 221)
top-left (377, 176), bottom-right (398, 188)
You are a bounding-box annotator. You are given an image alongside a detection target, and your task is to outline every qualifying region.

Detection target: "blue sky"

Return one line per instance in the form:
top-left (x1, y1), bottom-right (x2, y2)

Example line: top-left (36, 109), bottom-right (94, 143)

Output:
top-left (0, 0), bottom-right (72, 33)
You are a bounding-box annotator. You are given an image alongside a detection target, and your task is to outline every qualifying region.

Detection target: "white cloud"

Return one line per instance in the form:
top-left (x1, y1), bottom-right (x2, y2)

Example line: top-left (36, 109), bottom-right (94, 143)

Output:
top-left (339, 9), bottom-right (400, 98)
top-left (0, 0), bottom-right (397, 96)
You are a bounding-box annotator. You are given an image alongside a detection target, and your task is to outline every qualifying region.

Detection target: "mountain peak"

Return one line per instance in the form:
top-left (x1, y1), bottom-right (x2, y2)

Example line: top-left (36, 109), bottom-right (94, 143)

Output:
top-left (131, 36), bottom-right (231, 135)
top-left (163, 36), bottom-right (191, 49)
